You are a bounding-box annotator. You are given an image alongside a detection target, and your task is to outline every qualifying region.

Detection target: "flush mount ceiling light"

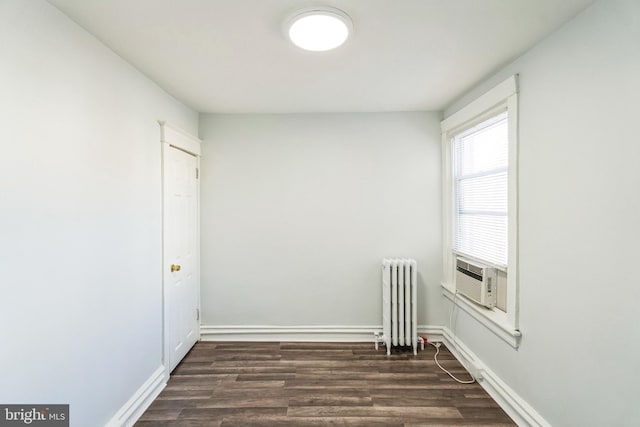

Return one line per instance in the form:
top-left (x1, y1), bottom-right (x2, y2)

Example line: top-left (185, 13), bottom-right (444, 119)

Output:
top-left (285, 7), bottom-right (353, 52)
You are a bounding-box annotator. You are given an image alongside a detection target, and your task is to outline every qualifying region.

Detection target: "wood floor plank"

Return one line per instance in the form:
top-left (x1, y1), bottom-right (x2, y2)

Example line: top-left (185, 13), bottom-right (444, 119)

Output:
top-left (204, 366), bottom-right (296, 374)
top-left (134, 342), bottom-right (516, 427)
top-left (450, 398), bottom-right (501, 408)
top-left (284, 379), bottom-right (369, 389)
top-left (221, 416), bottom-right (405, 426)
top-left (164, 383), bottom-right (222, 392)
top-left (457, 407), bottom-right (514, 421)
top-left (236, 373), bottom-right (296, 381)
top-left (137, 408), bottom-right (181, 421)
top-left (288, 395), bottom-right (374, 407)
top-left (155, 390), bottom-right (213, 400)
top-left (285, 388), bottom-right (371, 398)
top-left (219, 380), bottom-right (285, 389)
top-left (367, 382), bottom-right (475, 390)
top-left (370, 389), bottom-right (468, 399)
top-left (209, 388), bottom-right (292, 399)
top-left (293, 372), bottom-right (439, 381)
top-left (146, 399), bottom-right (199, 411)
top-left (136, 421), bottom-right (221, 427)
top-left (213, 353), bottom-right (282, 361)
top-left (193, 397), bottom-right (289, 408)
top-left (178, 407), bottom-right (287, 420)
top-left (373, 397), bottom-right (460, 407)
top-left (169, 375), bottom-right (229, 383)
top-left (286, 405), bottom-right (463, 419)
top-left (281, 342), bottom-right (373, 349)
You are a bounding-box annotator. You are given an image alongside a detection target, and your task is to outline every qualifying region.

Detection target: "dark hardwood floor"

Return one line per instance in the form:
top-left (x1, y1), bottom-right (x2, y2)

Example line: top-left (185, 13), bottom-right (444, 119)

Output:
top-left (135, 341), bottom-right (516, 426)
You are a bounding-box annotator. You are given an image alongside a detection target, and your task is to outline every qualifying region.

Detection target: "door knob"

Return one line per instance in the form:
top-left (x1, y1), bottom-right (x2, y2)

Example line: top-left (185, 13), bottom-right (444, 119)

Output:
top-left (171, 264), bottom-right (181, 272)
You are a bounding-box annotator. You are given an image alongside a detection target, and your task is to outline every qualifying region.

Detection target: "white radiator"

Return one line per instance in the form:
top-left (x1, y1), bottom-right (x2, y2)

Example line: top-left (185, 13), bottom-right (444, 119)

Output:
top-left (379, 258), bottom-right (422, 355)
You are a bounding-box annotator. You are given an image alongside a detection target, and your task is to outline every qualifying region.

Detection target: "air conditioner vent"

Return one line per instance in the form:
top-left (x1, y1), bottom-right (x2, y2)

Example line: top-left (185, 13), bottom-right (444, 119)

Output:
top-left (455, 257), bottom-right (497, 308)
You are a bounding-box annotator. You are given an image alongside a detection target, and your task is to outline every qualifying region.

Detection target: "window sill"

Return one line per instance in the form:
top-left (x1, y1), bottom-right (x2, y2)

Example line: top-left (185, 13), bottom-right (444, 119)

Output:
top-left (441, 283), bottom-right (521, 348)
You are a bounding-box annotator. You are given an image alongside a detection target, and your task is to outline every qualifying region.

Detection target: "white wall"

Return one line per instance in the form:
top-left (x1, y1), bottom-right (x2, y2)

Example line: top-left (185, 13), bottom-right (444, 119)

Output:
top-left (199, 113), bottom-right (444, 330)
top-left (443, 0), bottom-right (640, 425)
top-left (0, 1), bottom-right (198, 426)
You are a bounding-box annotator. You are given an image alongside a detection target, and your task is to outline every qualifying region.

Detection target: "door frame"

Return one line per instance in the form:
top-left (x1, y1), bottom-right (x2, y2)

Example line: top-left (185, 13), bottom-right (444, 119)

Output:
top-left (159, 120), bottom-right (201, 380)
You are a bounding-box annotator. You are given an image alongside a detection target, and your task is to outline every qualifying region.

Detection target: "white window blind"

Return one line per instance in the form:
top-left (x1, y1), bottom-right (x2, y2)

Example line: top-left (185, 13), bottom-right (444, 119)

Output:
top-left (453, 111), bottom-right (508, 267)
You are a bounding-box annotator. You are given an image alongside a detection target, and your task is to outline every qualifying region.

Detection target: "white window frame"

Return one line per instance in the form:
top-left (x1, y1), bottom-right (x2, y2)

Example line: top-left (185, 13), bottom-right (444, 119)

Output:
top-left (441, 75), bottom-right (521, 348)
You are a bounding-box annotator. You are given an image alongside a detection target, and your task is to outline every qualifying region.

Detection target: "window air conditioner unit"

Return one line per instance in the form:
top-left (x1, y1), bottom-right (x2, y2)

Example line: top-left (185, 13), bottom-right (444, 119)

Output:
top-left (455, 257), bottom-right (497, 308)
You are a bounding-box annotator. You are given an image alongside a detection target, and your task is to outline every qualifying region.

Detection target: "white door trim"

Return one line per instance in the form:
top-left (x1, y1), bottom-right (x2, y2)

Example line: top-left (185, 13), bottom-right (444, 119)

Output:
top-left (159, 120), bottom-right (201, 380)
top-left (160, 121), bottom-right (202, 156)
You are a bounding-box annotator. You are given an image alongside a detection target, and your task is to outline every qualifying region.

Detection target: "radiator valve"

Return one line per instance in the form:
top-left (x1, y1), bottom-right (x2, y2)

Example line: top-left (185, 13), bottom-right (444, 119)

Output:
top-left (373, 332), bottom-right (384, 350)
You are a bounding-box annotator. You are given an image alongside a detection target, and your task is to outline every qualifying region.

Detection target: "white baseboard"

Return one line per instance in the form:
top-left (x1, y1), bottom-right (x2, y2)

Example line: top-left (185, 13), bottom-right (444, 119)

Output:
top-left (106, 365), bottom-right (166, 427)
top-left (200, 324), bottom-right (444, 343)
top-left (200, 325), bottom-right (383, 342)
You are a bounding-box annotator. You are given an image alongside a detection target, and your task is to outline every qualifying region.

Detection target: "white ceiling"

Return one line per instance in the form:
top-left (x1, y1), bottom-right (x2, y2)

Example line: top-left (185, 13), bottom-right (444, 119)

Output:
top-left (48, 0), bottom-right (595, 113)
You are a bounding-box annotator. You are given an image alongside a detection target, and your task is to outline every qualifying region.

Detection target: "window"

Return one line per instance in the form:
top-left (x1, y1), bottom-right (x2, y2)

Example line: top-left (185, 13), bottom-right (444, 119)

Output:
top-left (441, 75), bottom-right (520, 347)
top-left (453, 112), bottom-right (508, 268)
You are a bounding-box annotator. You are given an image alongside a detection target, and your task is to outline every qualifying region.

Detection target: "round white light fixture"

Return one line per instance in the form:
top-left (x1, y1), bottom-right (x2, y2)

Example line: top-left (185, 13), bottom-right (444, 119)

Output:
top-left (285, 7), bottom-right (353, 52)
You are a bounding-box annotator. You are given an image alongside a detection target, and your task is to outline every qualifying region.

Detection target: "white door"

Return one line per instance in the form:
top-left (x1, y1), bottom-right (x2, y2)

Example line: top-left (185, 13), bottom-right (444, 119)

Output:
top-left (164, 144), bottom-right (199, 372)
